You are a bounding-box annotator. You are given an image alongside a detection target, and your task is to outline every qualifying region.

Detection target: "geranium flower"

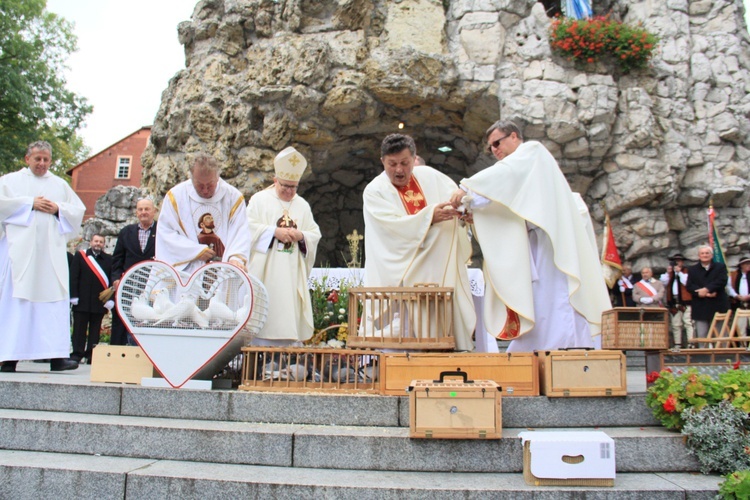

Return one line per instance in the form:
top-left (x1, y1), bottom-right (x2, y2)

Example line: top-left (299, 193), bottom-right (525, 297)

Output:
top-left (733, 360), bottom-right (741, 370)
top-left (663, 394), bottom-right (678, 413)
top-left (646, 371), bottom-right (660, 383)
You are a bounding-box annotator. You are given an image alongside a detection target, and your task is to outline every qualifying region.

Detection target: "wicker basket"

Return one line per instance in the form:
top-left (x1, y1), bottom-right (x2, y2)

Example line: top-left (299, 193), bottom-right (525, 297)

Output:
top-left (238, 347), bottom-right (381, 393)
top-left (601, 307), bottom-right (669, 350)
top-left (346, 286), bottom-right (455, 350)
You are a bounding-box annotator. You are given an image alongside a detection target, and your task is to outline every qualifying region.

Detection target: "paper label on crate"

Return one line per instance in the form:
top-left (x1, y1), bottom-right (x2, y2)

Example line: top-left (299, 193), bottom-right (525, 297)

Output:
top-left (520, 431), bottom-right (615, 479)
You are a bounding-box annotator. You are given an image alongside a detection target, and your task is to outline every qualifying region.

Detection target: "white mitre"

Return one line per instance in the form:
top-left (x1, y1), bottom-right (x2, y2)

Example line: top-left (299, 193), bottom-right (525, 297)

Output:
top-left (274, 146), bottom-right (307, 182)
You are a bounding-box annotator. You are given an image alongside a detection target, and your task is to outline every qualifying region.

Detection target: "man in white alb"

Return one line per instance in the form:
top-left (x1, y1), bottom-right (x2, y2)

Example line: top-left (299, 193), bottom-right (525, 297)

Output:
top-left (0, 141), bottom-right (85, 372)
top-left (450, 120), bottom-right (611, 352)
top-left (156, 153), bottom-right (250, 275)
top-left (246, 147), bottom-right (321, 345)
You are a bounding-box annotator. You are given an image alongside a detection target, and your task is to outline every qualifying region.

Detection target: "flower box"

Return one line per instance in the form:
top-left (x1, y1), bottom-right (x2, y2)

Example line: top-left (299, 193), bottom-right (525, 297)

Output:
top-left (347, 286), bottom-right (455, 350)
top-left (601, 307), bottom-right (669, 350)
top-left (238, 346), bottom-right (381, 393)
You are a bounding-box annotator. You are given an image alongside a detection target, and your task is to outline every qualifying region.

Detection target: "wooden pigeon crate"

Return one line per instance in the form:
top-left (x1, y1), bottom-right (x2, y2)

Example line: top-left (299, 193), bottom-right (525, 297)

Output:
top-left (238, 347), bottom-right (381, 394)
top-left (657, 348), bottom-right (750, 378)
top-left (347, 286), bottom-right (455, 350)
top-left (601, 307), bottom-right (669, 350)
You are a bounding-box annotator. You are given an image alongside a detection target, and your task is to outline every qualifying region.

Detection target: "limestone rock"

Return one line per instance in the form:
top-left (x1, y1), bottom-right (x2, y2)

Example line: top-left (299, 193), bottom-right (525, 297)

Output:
top-left (141, 0), bottom-right (750, 268)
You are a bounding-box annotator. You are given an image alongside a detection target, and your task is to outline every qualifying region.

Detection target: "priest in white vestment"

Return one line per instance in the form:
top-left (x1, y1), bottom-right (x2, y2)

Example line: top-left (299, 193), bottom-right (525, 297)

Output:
top-left (450, 120), bottom-right (611, 352)
top-left (0, 141), bottom-right (85, 372)
top-left (156, 153), bottom-right (251, 276)
top-left (363, 134), bottom-right (476, 351)
top-left (246, 147), bottom-right (321, 345)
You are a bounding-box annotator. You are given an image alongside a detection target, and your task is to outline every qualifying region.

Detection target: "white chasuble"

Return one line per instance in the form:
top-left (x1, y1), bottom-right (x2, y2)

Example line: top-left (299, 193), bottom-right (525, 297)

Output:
top-left (246, 187), bottom-right (321, 342)
top-left (156, 179), bottom-right (251, 276)
top-left (0, 168), bottom-right (84, 361)
top-left (363, 167), bottom-right (476, 351)
top-left (462, 141), bottom-right (611, 351)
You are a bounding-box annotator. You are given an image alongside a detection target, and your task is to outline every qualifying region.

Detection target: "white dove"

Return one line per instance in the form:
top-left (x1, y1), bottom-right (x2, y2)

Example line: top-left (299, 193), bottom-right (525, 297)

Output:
top-left (206, 294), bottom-right (236, 325)
top-left (151, 289), bottom-right (175, 315)
top-left (130, 294), bottom-right (160, 322)
top-left (155, 293), bottom-right (208, 328)
top-left (234, 294), bottom-right (251, 324)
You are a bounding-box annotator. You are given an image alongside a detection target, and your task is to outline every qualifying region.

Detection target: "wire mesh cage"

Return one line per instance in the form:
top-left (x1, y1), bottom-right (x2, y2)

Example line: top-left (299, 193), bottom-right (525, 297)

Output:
top-left (116, 261), bottom-right (268, 387)
top-left (239, 347), bottom-right (381, 393)
top-left (346, 286), bottom-right (455, 350)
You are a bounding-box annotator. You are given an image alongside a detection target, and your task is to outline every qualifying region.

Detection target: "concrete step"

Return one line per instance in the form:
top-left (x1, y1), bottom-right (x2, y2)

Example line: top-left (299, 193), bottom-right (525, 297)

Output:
top-left (0, 450), bottom-right (721, 499)
top-left (0, 378), bottom-right (659, 429)
top-left (0, 409), bottom-right (698, 473)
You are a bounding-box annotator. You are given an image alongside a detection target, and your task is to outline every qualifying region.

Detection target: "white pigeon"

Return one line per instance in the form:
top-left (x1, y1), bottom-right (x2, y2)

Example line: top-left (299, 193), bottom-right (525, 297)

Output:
top-left (374, 313), bottom-right (401, 338)
top-left (206, 294), bottom-right (236, 325)
top-left (155, 294), bottom-right (208, 328)
top-left (151, 289), bottom-right (175, 315)
top-left (130, 294), bottom-right (160, 322)
top-left (234, 294), bottom-right (251, 324)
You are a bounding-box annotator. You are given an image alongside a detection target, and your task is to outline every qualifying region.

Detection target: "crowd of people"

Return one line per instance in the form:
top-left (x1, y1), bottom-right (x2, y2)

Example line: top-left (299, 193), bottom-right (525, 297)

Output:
top-left (2, 122), bottom-right (742, 374)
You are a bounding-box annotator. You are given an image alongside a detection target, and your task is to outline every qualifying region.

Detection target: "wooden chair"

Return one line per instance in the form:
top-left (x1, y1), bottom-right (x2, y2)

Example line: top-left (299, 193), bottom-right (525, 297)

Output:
top-left (727, 309), bottom-right (750, 348)
top-left (689, 311), bottom-right (732, 348)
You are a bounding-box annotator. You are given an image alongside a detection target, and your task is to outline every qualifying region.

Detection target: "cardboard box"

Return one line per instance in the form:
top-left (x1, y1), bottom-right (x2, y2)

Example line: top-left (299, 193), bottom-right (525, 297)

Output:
top-left (537, 350), bottom-right (626, 397)
top-left (601, 307), bottom-right (669, 350)
top-left (90, 345), bottom-right (155, 384)
top-left (408, 370), bottom-right (502, 439)
top-left (519, 431), bottom-right (615, 486)
top-left (381, 352), bottom-right (538, 396)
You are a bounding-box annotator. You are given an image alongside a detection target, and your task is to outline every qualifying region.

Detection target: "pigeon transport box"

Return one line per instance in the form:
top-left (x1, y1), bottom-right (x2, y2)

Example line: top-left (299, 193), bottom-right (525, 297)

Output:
top-left (381, 352), bottom-right (539, 396)
top-left (537, 349), bottom-right (627, 397)
top-left (519, 431), bottom-right (615, 486)
top-left (347, 286), bottom-right (455, 350)
top-left (601, 307), bottom-right (669, 350)
top-left (90, 345), bottom-right (155, 384)
top-left (407, 370), bottom-right (502, 439)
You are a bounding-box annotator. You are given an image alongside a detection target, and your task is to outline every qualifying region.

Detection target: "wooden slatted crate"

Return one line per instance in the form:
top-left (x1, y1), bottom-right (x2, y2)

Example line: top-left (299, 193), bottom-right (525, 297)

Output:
top-left (238, 347), bottom-right (381, 393)
top-left (537, 350), bottom-right (627, 397)
top-left (658, 348), bottom-right (750, 378)
top-left (601, 307), bottom-right (669, 350)
top-left (381, 352), bottom-right (539, 396)
top-left (347, 286), bottom-right (455, 350)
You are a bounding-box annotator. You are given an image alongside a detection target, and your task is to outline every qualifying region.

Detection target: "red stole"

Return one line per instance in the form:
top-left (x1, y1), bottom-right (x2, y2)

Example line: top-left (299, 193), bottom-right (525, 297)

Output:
top-left (497, 308), bottom-right (521, 340)
top-left (396, 177), bottom-right (426, 215)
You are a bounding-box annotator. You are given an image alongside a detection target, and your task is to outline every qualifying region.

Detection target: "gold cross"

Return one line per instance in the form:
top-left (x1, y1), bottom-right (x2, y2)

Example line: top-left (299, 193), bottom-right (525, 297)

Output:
top-left (289, 155), bottom-right (300, 167)
top-left (347, 229), bottom-right (363, 243)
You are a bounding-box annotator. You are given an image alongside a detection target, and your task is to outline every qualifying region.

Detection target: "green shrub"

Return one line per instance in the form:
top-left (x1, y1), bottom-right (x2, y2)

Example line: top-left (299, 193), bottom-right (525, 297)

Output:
top-left (718, 469), bottom-right (750, 499)
top-left (682, 401), bottom-right (750, 475)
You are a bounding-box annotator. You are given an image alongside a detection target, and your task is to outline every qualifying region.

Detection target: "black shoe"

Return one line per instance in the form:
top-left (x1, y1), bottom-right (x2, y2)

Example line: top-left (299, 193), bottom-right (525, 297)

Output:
top-left (50, 358), bottom-right (79, 372)
top-left (1, 361), bottom-right (18, 373)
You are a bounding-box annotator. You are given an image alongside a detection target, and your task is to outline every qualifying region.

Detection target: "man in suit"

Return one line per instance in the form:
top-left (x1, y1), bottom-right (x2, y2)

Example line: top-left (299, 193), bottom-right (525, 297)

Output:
top-left (687, 245), bottom-right (730, 339)
top-left (610, 263), bottom-right (639, 307)
top-left (632, 267), bottom-right (666, 307)
top-left (110, 197), bottom-right (158, 345)
top-left (70, 234), bottom-right (113, 363)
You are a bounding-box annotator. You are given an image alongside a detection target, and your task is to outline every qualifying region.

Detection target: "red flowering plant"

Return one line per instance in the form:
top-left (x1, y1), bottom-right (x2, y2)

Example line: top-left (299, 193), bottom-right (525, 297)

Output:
top-left (549, 15), bottom-right (658, 74)
top-left (645, 368), bottom-right (719, 430)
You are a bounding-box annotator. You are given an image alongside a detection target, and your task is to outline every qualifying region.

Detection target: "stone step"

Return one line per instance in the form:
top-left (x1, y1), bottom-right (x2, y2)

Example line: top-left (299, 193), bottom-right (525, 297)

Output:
top-left (0, 409), bottom-right (698, 473)
top-left (0, 379), bottom-right (659, 429)
top-left (0, 449), bottom-right (721, 499)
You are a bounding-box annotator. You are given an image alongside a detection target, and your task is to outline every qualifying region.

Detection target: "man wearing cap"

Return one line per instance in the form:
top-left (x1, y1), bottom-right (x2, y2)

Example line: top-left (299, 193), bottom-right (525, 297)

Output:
top-left (156, 153), bottom-right (250, 275)
top-left (363, 134), bottom-right (475, 352)
top-left (729, 256), bottom-right (750, 336)
top-left (661, 253), bottom-right (694, 350)
top-left (246, 147), bottom-right (321, 345)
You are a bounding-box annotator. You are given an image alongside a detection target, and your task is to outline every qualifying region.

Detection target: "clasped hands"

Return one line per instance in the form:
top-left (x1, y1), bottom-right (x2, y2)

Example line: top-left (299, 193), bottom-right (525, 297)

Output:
top-left (274, 226), bottom-right (304, 245)
top-left (33, 196), bottom-right (59, 214)
top-left (695, 287), bottom-right (717, 298)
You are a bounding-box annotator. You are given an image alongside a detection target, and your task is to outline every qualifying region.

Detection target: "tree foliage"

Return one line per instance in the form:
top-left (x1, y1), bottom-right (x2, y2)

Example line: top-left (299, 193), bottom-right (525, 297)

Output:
top-left (0, 0), bottom-right (92, 175)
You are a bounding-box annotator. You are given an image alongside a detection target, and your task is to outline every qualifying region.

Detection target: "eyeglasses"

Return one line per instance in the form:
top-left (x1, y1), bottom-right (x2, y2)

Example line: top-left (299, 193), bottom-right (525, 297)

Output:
top-left (488, 135), bottom-right (510, 151)
top-left (277, 182), bottom-right (298, 191)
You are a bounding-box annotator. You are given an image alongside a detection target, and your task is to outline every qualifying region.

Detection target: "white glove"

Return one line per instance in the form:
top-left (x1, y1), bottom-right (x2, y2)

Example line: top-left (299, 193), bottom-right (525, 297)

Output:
top-left (619, 286), bottom-right (625, 292)
top-left (70, 297), bottom-right (79, 306)
top-left (104, 300), bottom-right (115, 311)
top-left (640, 297), bottom-right (654, 304)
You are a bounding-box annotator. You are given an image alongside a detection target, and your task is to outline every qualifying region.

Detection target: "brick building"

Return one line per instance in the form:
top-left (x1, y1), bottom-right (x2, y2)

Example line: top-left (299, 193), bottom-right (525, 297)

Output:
top-left (67, 126), bottom-right (151, 220)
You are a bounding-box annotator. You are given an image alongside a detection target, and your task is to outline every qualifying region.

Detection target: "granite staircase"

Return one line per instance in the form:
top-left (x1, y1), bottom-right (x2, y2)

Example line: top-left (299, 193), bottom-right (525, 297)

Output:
top-left (0, 362), bottom-right (721, 499)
